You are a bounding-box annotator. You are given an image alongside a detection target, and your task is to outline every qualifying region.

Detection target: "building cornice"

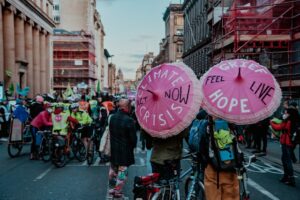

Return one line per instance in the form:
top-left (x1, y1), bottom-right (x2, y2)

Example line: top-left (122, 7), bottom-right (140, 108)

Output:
top-left (27, 19), bottom-right (35, 26)
top-left (18, 13), bottom-right (26, 20)
top-left (7, 0), bottom-right (55, 33)
top-left (48, 0), bottom-right (54, 6)
top-left (7, 5), bottom-right (17, 14)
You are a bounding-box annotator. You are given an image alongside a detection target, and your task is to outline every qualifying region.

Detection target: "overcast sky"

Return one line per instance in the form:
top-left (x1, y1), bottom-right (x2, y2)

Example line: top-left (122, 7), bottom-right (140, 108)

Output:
top-left (96, 0), bottom-right (182, 80)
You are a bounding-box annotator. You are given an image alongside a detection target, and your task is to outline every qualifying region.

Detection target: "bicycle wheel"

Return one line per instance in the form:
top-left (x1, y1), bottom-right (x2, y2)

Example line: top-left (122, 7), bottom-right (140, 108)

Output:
top-left (8, 143), bottom-right (23, 158)
top-left (150, 186), bottom-right (178, 200)
top-left (40, 138), bottom-right (51, 162)
top-left (185, 177), bottom-right (206, 200)
top-left (52, 148), bottom-right (67, 168)
top-left (72, 138), bottom-right (86, 162)
top-left (87, 140), bottom-right (95, 166)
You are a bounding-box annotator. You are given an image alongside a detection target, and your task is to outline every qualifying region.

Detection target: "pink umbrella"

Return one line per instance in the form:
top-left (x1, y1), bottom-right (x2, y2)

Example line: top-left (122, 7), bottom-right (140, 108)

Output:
top-left (199, 59), bottom-right (282, 125)
top-left (135, 62), bottom-right (202, 138)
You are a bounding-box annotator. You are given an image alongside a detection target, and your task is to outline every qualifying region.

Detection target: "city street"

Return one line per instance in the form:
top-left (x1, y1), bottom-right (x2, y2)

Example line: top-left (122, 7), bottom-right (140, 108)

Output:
top-left (0, 138), bottom-right (300, 200)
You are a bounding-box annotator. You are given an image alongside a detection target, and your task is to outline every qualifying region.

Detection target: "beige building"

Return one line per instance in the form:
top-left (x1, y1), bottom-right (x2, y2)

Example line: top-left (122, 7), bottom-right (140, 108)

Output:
top-left (141, 52), bottom-right (154, 77)
top-left (154, 4), bottom-right (184, 66)
top-left (52, 0), bottom-right (105, 91)
top-left (108, 63), bottom-right (116, 95)
top-left (0, 0), bottom-right (55, 97)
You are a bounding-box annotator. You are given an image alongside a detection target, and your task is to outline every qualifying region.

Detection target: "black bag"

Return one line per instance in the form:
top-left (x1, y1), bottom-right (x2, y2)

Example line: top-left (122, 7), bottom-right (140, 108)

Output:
top-left (291, 127), bottom-right (300, 145)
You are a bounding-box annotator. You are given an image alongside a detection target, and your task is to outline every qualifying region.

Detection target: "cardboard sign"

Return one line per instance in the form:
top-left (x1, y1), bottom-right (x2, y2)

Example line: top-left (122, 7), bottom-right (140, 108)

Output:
top-left (10, 119), bottom-right (23, 142)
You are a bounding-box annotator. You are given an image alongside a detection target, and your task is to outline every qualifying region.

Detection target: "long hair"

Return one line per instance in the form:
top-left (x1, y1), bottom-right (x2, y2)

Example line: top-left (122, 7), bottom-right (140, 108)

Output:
top-left (286, 108), bottom-right (300, 133)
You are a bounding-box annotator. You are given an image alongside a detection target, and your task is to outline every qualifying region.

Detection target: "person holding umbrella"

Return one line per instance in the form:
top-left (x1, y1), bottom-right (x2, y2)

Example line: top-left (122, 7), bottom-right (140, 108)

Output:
top-left (199, 59), bottom-right (283, 199)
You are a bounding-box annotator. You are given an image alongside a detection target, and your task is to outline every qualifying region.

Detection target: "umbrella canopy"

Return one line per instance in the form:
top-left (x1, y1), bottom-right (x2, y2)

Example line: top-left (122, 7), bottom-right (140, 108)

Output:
top-left (199, 59), bottom-right (282, 125)
top-left (135, 62), bottom-right (202, 139)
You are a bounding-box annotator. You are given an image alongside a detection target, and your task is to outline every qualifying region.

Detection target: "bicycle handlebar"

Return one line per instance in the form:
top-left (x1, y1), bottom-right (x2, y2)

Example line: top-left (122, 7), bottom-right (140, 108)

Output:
top-left (244, 154), bottom-right (256, 168)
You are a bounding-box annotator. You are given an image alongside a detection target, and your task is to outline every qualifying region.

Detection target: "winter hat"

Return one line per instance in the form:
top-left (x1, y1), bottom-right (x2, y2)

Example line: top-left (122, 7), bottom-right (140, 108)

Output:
top-left (36, 95), bottom-right (44, 103)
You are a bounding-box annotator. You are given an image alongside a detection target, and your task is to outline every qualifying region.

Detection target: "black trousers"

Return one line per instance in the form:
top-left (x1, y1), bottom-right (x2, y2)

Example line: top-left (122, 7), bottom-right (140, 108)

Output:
top-left (151, 159), bottom-right (180, 181)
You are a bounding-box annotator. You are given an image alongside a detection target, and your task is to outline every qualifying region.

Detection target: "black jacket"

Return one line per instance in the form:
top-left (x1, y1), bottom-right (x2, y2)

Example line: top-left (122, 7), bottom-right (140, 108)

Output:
top-left (30, 102), bottom-right (44, 120)
top-left (109, 110), bottom-right (137, 166)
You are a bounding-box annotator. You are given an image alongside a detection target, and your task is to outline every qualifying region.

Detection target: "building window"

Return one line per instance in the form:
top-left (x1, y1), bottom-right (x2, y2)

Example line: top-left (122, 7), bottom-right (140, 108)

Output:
top-left (177, 44), bottom-right (183, 53)
top-left (54, 4), bottom-right (59, 11)
top-left (46, 3), bottom-right (49, 14)
top-left (175, 16), bottom-right (183, 26)
top-left (54, 15), bottom-right (60, 23)
top-left (176, 29), bottom-right (183, 36)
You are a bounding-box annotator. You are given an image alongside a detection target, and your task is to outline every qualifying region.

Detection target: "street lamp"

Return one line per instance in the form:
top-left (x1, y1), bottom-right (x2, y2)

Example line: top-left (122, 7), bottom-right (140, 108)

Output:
top-left (109, 55), bottom-right (114, 63)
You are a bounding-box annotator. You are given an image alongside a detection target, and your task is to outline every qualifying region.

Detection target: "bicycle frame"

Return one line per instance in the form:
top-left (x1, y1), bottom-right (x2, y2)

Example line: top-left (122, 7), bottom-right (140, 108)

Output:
top-left (237, 155), bottom-right (256, 200)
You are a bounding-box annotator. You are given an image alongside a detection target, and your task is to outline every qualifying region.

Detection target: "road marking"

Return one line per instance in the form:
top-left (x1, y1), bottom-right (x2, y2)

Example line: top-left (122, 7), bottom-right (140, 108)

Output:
top-left (33, 166), bottom-right (53, 181)
top-left (66, 164), bottom-right (108, 167)
top-left (248, 178), bottom-right (280, 200)
top-left (81, 160), bottom-right (87, 166)
top-left (183, 148), bottom-right (189, 153)
top-left (93, 157), bottom-right (101, 166)
top-left (139, 158), bottom-right (145, 166)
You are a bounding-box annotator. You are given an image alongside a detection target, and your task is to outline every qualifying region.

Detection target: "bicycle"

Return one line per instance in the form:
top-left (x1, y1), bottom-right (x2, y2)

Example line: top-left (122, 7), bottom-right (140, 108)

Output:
top-left (151, 153), bottom-right (206, 200)
top-left (51, 130), bottom-right (75, 168)
top-left (7, 118), bottom-right (32, 158)
top-left (133, 152), bottom-right (201, 200)
top-left (184, 153), bottom-right (206, 200)
top-left (39, 129), bottom-right (53, 162)
top-left (86, 123), bottom-right (101, 165)
top-left (237, 154), bottom-right (256, 200)
top-left (71, 125), bottom-right (86, 162)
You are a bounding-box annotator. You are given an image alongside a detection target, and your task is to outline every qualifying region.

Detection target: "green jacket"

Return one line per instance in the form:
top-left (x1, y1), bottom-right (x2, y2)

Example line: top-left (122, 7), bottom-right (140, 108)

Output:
top-left (52, 112), bottom-right (69, 135)
top-left (150, 128), bottom-right (189, 165)
top-left (71, 111), bottom-right (92, 125)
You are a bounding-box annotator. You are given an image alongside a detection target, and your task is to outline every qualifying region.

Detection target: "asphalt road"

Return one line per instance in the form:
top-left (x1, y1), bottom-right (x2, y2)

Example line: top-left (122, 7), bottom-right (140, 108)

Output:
top-left (0, 138), bottom-right (300, 200)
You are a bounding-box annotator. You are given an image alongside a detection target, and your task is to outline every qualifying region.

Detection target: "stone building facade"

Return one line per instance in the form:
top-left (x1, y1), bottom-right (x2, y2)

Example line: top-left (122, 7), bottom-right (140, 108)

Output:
top-left (182, 0), bottom-right (211, 78)
top-left (154, 4), bottom-right (184, 66)
top-left (0, 0), bottom-right (55, 97)
top-left (108, 63), bottom-right (116, 95)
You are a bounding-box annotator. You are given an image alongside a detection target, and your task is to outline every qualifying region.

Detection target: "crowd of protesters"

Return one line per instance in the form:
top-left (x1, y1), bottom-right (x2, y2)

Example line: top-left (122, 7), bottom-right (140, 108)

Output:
top-left (1, 91), bottom-right (300, 198)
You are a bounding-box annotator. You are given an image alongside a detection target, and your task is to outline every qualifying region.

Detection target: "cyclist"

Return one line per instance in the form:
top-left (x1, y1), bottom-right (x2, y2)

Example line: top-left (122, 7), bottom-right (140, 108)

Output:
top-left (146, 128), bottom-right (189, 181)
top-left (29, 95), bottom-right (45, 120)
top-left (30, 103), bottom-right (53, 160)
top-left (52, 103), bottom-right (79, 156)
top-left (70, 103), bottom-right (92, 152)
top-left (79, 95), bottom-right (90, 114)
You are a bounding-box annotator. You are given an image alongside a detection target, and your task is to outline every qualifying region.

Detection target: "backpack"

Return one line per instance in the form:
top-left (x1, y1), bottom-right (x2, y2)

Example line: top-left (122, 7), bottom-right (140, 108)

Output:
top-left (188, 119), bottom-right (208, 152)
top-left (208, 119), bottom-right (243, 172)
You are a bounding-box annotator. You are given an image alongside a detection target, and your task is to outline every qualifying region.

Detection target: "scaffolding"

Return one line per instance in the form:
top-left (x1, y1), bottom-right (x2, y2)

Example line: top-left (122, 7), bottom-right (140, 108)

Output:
top-left (210, 0), bottom-right (300, 97)
top-left (53, 32), bottom-right (97, 92)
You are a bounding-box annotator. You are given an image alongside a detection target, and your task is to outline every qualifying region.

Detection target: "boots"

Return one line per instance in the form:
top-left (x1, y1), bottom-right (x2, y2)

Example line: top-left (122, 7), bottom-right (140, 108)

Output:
top-left (284, 176), bottom-right (296, 187)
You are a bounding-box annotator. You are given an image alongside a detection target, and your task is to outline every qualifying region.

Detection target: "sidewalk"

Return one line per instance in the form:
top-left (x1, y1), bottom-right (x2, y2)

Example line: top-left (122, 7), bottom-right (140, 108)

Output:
top-left (242, 139), bottom-right (300, 174)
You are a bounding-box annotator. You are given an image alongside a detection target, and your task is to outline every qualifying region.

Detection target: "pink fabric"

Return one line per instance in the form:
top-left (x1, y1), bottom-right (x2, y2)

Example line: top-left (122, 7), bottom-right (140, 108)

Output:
top-left (31, 111), bottom-right (52, 129)
top-left (135, 62), bottom-right (202, 138)
top-left (199, 59), bottom-right (282, 125)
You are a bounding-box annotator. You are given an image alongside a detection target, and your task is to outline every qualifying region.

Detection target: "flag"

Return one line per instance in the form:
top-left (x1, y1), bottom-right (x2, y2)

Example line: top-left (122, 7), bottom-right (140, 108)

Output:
top-left (16, 84), bottom-right (30, 97)
top-left (8, 83), bottom-right (14, 96)
top-left (62, 83), bottom-right (73, 100)
top-left (5, 70), bottom-right (12, 77)
top-left (96, 80), bottom-right (101, 94)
